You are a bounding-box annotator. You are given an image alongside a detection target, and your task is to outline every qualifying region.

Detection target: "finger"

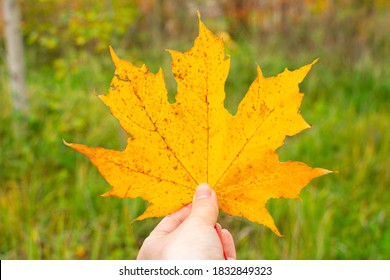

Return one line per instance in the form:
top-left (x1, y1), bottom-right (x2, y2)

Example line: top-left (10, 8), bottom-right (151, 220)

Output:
top-left (215, 223), bottom-right (228, 260)
top-left (221, 228), bottom-right (236, 260)
top-left (189, 183), bottom-right (219, 226)
top-left (151, 203), bottom-right (192, 236)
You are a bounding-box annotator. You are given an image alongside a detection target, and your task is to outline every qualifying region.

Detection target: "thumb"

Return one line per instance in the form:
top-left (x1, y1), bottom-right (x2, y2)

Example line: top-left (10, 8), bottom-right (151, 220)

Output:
top-left (189, 183), bottom-right (219, 226)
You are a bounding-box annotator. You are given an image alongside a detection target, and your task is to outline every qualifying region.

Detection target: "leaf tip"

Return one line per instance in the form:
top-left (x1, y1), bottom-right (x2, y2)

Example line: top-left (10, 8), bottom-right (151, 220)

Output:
top-left (314, 168), bottom-right (334, 178)
top-left (256, 65), bottom-right (264, 78)
top-left (293, 59), bottom-right (319, 83)
top-left (305, 57), bottom-right (320, 73)
top-left (165, 48), bottom-right (178, 56)
top-left (109, 45), bottom-right (120, 68)
top-left (322, 168), bottom-right (335, 175)
top-left (273, 227), bottom-right (284, 237)
top-left (197, 10), bottom-right (201, 20)
top-left (63, 139), bottom-right (71, 147)
top-left (197, 11), bottom-right (209, 35)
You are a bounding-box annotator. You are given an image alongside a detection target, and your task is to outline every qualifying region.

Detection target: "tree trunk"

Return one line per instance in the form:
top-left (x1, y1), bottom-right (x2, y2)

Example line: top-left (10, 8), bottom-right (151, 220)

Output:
top-left (3, 0), bottom-right (29, 114)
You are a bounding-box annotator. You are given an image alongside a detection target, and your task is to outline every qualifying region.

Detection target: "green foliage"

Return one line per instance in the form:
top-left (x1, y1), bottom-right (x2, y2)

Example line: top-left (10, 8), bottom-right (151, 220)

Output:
top-left (2, 40), bottom-right (390, 259)
top-left (1, 1), bottom-right (390, 259)
top-left (21, 0), bottom-right (138, 57)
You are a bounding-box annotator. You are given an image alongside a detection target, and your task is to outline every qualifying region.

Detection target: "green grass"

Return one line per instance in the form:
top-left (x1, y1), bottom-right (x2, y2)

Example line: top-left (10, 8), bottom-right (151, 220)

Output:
top-left (1, 37), bottom-right (389, 259)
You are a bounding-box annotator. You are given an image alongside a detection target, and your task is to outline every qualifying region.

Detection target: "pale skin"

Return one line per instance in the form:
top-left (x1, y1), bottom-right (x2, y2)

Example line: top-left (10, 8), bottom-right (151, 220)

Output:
top-left (137, 183), bottom-right (236, 260)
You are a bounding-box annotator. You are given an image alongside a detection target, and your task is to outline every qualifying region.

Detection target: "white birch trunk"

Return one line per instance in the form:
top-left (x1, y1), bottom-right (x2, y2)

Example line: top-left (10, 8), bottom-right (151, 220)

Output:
top-left (3, 0), bottom-right (29, 114)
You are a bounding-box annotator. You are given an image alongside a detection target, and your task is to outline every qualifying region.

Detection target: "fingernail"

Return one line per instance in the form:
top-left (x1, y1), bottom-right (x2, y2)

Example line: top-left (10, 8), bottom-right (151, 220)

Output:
top-left (195, 183), bottom-right (211, 200)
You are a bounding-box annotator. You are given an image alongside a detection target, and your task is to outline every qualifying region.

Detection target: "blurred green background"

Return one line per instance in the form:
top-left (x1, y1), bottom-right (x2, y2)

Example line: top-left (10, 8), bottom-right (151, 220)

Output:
top-left (1, 0), bottom-right (389, 260)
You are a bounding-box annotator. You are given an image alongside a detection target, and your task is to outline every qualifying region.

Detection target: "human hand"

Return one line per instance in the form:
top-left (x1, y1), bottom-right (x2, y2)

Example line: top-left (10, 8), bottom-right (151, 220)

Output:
top-left (137, 183), bottom-right (236, 260)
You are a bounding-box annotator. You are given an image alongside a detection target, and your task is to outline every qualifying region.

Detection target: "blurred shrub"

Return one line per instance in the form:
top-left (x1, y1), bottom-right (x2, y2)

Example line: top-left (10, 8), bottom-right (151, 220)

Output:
top-left (20, 0), bottom-right (139, 60)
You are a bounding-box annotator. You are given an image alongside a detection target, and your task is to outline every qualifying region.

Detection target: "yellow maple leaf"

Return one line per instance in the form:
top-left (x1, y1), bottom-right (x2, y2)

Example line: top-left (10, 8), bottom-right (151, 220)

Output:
top-left (65, 17), bottom-right (330, 236)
